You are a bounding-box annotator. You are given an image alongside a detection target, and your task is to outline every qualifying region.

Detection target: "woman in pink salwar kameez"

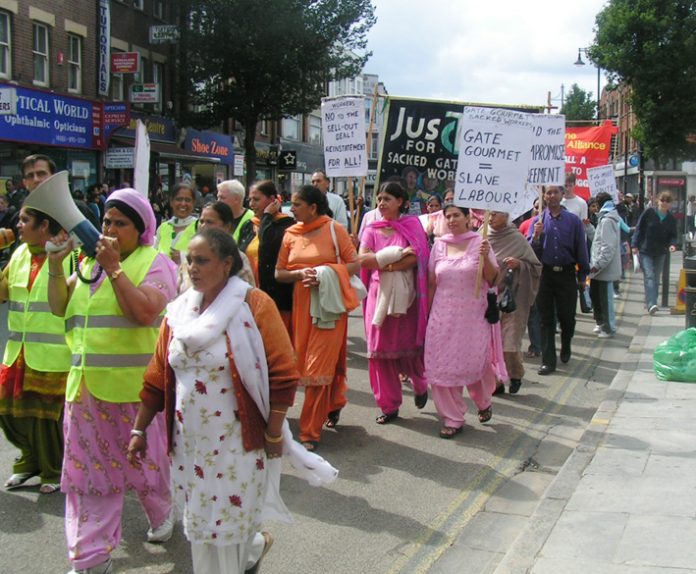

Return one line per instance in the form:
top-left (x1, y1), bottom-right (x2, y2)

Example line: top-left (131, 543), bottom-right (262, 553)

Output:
top-left (425, 204), bottom-right (504, 439)
top-left (359, 182), bottom-right (430, 424)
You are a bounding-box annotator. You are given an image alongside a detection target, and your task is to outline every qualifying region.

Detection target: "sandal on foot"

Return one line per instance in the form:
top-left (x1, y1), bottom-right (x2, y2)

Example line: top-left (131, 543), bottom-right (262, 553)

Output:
top-left (39, 483), bottom-right (61, 494)
top-left (301, 441), bottom-right (319, 452)
top-left (492, 384), bottom-right (505, 396)
top-left (478, 407), bottom-right (493, 424)
top-left (5, 471), bottom-right (39, 490)
top-left (525, 350), bottom-right (540, 358)
top-left (375, 411), bottom-right (399, 425)
top-left (414, 391), bottom-right (428, 410)
top-left (325, 409), bottom-right (341, 429)
top-left (439, 426), bottom-right (463, 439)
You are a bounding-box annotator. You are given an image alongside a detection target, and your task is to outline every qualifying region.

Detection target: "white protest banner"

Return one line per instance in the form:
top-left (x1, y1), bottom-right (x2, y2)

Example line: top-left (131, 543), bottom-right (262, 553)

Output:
top-left (133, 119), bottom-right (151, 198)
top-left (528, 114), bottom-right (565, 186)
top-left (321, 96), bottom-right (367, 177)
top-left (454, 106), bottom-right (533, 213)
top-left (586, 164), bottom-right (618, 200)
top-left (509, 184), bottom-right (540, 221)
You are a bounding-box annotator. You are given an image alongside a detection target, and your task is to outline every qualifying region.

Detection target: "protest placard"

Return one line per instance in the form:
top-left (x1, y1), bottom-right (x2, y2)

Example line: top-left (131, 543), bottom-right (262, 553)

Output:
top-left (586, 164), bottom-right (618, 200)
top-left (321, 96), bottom-right (367, 177)
top-left (565, 121), bottom-right (617, 200)
top-left (509, 184), bottom-right (540, 221)
top-left (528, 114), bottom-right (565, 186)
top-left (454, 106), bottom-right (533, 213)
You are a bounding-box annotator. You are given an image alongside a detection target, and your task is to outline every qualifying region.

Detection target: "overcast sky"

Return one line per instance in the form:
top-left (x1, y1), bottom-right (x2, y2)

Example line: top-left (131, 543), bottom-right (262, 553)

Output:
top-left (364, 0), bottom-right (609, 110)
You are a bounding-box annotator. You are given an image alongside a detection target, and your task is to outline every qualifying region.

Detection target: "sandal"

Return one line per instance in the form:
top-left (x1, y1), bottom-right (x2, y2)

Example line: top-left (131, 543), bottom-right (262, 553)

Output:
top-left (375, 411), bottom-right (399, 425)
top-left (439, 426), bottom-right (463, 439)
top-left (325, 409), bottom-right (341, 429)
top-left (39, 483), bottom-right (61, 494)
top-left (5, 471), bottom-right (39, 490)
top-left (414, 391), bottom-right (428, 410)
top-left (478, 407), bottom-right (493, 424)
top-left (492, 384), bottom-right (505, 396)
top-left (525, 350), bottom-right (540, 358)
top-left (301, 441), bottom-right (319, 452)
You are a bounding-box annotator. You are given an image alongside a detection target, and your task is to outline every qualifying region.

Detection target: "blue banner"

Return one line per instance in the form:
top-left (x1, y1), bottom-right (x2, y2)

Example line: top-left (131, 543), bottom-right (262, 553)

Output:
top-left (185, 128), bottom-right (234, 163)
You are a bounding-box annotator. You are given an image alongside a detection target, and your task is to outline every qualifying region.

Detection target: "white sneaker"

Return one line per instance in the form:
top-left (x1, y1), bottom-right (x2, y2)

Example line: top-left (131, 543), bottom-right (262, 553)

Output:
top-left (593, 325), bottom-right (602, 333)
top-left (649, 305), bottom-right (658, 315)
top-left (67, 558), bottom-right (113, 574)
top-left (613, 292), bottom-right (620, 299)
top-left (146, 514), bottom-right (174, 543)
top-left (598, 331), bottom-right (614, 338)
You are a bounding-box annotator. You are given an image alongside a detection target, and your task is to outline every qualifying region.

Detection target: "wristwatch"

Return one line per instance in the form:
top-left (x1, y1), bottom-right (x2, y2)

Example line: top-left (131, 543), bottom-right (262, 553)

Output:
top-left (110, 267), bottom-right (124, 281)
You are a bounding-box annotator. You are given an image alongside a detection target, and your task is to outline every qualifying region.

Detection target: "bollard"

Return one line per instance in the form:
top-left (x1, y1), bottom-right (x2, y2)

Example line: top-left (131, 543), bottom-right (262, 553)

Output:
top-left (686, 286), bottom-right (696, 329)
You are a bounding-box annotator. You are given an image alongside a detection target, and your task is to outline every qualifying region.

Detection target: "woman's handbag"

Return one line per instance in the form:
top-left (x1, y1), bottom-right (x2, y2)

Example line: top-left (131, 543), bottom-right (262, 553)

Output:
top-left (498, 268), bottom-right (517, 313)
top-left (485, 288), bottom-right (500, 324)
top-left (330, 221), bottom-right (368, 301)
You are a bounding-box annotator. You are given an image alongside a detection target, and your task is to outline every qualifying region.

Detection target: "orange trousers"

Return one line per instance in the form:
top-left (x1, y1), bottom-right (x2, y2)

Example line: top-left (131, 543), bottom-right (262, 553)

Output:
top-left (299, 375), bottom-right (348, 443)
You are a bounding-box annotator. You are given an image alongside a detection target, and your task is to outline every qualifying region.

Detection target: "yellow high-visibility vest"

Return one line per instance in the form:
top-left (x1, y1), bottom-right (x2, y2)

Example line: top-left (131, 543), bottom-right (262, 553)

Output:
top-left (155, 219), bottom-right (198, 259)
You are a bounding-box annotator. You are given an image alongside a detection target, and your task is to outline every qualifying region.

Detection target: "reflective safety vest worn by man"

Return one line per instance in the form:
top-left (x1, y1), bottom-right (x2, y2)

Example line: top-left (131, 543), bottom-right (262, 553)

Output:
top-left (3, 243), bottom-right (72, 371)
top-left (64, 246), bottom-right (163, 402)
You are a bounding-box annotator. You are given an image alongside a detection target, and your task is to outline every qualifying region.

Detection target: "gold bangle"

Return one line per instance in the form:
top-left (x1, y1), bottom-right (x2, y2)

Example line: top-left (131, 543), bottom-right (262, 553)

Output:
top-left (264, 431), bottom-right (283, 443)
top-left (270, 409), bottom-right (287, 415)
top-left (48, 270), bottom-right (65, 278)
top-left (387, 264), bottom-right (394, 272)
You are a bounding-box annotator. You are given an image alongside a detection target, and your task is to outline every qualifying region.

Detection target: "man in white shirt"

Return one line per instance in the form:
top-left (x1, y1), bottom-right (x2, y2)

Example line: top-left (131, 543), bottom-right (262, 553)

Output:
top-left (311, 170), bottom-right (348, 227)
top-left (561, 172), bottom-right (588, 221)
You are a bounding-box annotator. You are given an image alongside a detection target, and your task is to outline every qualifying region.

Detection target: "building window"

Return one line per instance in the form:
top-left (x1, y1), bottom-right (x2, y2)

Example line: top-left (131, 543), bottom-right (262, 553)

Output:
top-left (259, 119), bottom-right (268, 136)
top-left (110, 49), bottom-right (124, 101)
top-left (152, 61), bottom-right (163, 111)
top-left (153, 1), bottom-right (164, 19)
top-left (133, 0), bottom-right (144, 10)
top-left (282, 115), bottom-right (301, 141)
top-left (308, 114), bottom-right (322, 144)
top-left (0, 11), bottom-right (9, 79)
top-left (32, 22), bottom-right (49, 86)
top-left (67, 34), bottom-right (82, 93)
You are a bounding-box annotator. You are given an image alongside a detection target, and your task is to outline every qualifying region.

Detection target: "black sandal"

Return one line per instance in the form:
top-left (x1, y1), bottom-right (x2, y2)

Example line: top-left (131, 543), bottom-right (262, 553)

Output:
top-left (325, 409), bottom-right (341, 429)
top-left (375, 411), bottom-right (399, 425)
top-left (478, 406), bottom-right (493, 423)
top-left (414, 391), bottom-right (428, 410)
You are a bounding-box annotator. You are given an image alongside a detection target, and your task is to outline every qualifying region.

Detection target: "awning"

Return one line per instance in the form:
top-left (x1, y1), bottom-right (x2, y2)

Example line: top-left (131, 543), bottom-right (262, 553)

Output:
top-left (109, 137), bottom-right (221, 163)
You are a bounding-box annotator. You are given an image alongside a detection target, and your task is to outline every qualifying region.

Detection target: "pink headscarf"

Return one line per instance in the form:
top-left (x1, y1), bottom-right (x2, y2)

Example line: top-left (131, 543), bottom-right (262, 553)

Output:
top-left (105, 188), bottom-right (157, 246)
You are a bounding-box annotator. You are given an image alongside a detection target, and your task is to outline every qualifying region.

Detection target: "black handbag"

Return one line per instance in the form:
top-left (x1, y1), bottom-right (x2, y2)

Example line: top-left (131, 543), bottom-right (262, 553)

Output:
top-left (498, 268), bottom-right (517, 313)
top-left (485, 288), bottom-right (500, 324)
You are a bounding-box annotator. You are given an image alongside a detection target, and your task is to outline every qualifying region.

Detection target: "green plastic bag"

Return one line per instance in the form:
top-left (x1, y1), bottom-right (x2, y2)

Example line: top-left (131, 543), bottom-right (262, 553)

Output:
top-left (654, 328), bottom-right (696, 382)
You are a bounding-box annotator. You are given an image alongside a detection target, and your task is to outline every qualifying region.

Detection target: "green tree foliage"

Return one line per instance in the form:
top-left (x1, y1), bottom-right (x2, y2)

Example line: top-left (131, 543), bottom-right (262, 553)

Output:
top-left (176, 0), bottom-right (376, 183)
top-left (561, 84), bottom-right (596, 122)
top-left (589, 0), bottom-right (696, 163)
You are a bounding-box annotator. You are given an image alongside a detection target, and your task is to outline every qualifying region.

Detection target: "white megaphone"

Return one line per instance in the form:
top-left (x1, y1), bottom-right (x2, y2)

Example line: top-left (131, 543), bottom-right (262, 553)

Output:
top-left (23, 171), bottom-right (101, 257)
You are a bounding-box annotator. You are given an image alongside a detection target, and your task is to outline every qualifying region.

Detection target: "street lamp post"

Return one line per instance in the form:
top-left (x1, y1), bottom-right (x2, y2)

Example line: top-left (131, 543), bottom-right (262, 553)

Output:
top-left (574, 47), bottom-right (601, 120)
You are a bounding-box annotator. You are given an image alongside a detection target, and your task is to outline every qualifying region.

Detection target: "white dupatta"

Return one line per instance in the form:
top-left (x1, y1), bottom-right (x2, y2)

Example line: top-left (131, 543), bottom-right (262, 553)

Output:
top-left (166, 276), bottom-right (339, 524)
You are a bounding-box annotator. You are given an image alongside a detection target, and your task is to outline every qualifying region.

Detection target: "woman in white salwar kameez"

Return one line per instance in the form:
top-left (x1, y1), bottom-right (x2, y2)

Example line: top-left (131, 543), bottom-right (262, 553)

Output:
top-left (128, 228), bottom-right (338, 574)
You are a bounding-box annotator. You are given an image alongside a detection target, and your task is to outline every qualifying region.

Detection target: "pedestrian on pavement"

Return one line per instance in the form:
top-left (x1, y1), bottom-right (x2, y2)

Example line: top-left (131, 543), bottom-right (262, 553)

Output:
top-left (590, 193), bottom-right (623, 337)
top-left (311, 170), bottom-right (349, 227)
top-left (47, 187), bottom-right (178, 574)
top-left (424, 204), bottom-right (501, 437)
top-left (241, 180), bottom-right (295, 334)
top-left (0, 207), bottom-right (72, 494)
top-left (155, 182), bottom-right (199, 265)
top-left (275, 185), bottom-right (359, 451)
top-left (129, 227), bottom-right (308, 574)
top-left (528, 185), bottom-right (590, 375)
top-left (488, 210), bottom-right (542, 394)
top-left (631, 191), bottom-right (678, 315)
top-left (359, 181), bottom-right (430, 425)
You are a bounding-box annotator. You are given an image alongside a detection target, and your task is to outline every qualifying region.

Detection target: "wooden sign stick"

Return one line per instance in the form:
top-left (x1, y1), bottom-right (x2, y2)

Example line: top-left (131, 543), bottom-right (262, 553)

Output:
top-left (475, 210), bottom-right (491, 299)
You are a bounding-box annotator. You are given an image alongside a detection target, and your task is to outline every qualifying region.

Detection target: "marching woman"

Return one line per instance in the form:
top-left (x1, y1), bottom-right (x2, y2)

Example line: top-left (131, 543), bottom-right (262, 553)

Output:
top-left (425, 204), bottom-right (500, 438)
top-left (275, 185), bottom-right (359, 451)
top-left (48, 188), bottom-right (177, 574)
top-left (0, 208), bottom-right (72, 494)
top-left (155, 182), bottom-right (199, 264)
top-left (359, 181), bottom-right (430, 424)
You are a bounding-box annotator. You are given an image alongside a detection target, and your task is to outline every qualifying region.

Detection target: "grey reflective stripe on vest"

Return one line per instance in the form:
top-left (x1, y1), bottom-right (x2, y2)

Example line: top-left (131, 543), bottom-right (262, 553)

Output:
top-left (8, 331), bottom-right (67, 345)
top-left (66, 315), bottom-right (163, 331)
top-left (72, 353), bottom-right (154, 368)
top-left (8, 301), bottom-right (53, 313)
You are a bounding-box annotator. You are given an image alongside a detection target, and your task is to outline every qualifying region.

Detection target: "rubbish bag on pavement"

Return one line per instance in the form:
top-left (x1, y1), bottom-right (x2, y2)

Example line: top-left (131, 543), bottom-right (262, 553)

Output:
top-left (653, 328), bottom-right (696, 382)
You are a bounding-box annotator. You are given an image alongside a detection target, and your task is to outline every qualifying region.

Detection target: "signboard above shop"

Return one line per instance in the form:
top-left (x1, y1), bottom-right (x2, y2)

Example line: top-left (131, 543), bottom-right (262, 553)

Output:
top-left (149, 25), bottom-right (180, 44)
top-left (111, 52), bottom-right (140, 74)
top-left (130, 83), bottom-right (160, 104)
top-left (184, 128), bottom-right (234, 164)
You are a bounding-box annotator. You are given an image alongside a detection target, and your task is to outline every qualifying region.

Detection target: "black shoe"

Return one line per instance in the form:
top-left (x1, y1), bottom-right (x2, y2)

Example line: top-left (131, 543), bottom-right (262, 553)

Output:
top-left (538, 365), bottom-right (556, 376)
top-left (492, 383), bottom-right (505, 396)
top-left (560, 348), bottom-right (571, 363)
top-left (509, 379), bottom-right (522, 394)
top-left (414, 391), bottom-right (428, 409)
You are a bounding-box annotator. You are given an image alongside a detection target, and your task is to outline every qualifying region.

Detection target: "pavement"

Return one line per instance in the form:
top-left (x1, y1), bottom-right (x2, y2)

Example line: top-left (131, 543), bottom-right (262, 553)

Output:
top-left (489, 256), bottom-right (696, 574)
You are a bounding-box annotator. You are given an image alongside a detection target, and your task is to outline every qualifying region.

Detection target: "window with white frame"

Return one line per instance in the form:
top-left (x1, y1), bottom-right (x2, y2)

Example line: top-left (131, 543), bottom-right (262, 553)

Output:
top-left (67, 34), bottom-right (82, 93)
top-left (0, 11), bottom-right (10, 79)
top-left (259, 119), bottom-right (268, 136)
top-left (32, 22), bottom-right (49, 86)
top-left (153, 1), bottom-right (164, 19)
top-left (152, 61), bottom-right (163, 111)
top-left (308, 114), bottom-right (322, 144)
top-left (110, 50), bottom-right (124, 101)
top-left (282, 115), bottom-right (301, 140)
top-left (133, 0), bottom-right (144, 10)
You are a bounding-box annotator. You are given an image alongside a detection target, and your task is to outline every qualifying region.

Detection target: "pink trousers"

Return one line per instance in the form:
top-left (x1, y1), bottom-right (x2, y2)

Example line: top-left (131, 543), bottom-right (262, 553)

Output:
top-left (431, 373), bottom-right (495, 429)
top-left (368, 354), bottom-right (427, 414)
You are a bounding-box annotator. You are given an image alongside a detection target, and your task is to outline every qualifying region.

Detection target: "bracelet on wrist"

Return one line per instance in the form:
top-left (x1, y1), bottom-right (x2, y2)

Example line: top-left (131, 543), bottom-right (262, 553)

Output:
top-left (130, 429), bottom-right (146, 440)
top-left (270, 409), bottom-right (287, 415)
top-left (264, 431), bottom-right (283, 443)
top-left (48, 270), bottom-right (65, 278)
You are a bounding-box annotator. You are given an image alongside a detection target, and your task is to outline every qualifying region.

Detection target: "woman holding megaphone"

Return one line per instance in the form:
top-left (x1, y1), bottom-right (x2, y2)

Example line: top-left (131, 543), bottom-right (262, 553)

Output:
top-left (47, 188), bottom-right (178, 574)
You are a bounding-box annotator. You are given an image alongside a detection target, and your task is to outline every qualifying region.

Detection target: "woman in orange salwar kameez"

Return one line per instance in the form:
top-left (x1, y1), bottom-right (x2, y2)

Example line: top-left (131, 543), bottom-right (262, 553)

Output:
top-left (276, 185), bottom-right (359, 451)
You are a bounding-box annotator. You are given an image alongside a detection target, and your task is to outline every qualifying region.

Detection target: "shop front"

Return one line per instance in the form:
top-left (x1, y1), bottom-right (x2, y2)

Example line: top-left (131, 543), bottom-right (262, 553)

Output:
top-left (646, 171), bottom-right (688, 238)
top-left (181, 128), bottom-right (234, 192)
top-left (277, 141), bottom-right (324, 196)
top-left (0, 83), bottom-right (127, 194)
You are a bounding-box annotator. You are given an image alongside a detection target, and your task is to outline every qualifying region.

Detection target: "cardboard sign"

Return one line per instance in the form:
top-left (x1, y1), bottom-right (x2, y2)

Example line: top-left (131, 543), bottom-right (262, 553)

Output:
top-left (587, 164), bottom-right (618, 200)
top-left (454, 106), bottom-right (533, 213)
top-left (528, 114), bottom-right (566, 185)
top-left (321, 96), bottom-right (367, 177)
